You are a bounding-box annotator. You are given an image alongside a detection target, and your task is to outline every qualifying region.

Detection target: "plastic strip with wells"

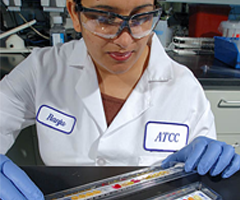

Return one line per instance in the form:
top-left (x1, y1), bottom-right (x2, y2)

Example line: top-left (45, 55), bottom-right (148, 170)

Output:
top-left (45, 163), bottom-right (195, 200)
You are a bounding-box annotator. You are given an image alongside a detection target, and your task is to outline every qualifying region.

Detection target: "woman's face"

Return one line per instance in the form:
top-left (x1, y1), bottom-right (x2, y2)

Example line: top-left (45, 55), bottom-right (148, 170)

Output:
top-left (68, 0), bottom-right (155, 74)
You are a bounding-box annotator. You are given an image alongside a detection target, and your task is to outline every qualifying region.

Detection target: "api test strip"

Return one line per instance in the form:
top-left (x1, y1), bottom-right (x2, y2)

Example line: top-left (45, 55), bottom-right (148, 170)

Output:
top-left (45, 164), bottom-right (194, 200)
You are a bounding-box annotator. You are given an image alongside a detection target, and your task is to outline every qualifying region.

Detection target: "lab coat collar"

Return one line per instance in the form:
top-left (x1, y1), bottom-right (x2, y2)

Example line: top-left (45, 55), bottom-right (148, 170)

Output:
top-left (147, 33), bottom-right (173, 82)
top-left (67, 38), bottom-right (89, 68)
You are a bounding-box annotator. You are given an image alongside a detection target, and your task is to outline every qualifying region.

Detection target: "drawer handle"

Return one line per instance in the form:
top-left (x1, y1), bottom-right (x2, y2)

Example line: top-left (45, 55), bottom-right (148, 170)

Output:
top-left (218, 99), bottom-right (240, 108)
top-left (232, 142), bottom-right (239, 148)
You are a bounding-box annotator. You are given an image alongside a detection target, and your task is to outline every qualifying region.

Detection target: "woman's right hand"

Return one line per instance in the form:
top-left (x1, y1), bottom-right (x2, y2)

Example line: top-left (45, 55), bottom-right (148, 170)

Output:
top-left (0, 154), bottom-right (44, 200)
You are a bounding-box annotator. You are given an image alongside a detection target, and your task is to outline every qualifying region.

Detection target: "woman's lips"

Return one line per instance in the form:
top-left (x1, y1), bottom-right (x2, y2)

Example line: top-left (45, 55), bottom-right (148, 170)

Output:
top-left (108, 51), bottom-right (133, 61)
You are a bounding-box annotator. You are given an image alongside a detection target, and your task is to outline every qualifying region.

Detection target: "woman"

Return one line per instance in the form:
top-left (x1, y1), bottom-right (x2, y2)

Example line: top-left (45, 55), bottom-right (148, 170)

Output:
top-left (0, 0), bottom-right (239, 199)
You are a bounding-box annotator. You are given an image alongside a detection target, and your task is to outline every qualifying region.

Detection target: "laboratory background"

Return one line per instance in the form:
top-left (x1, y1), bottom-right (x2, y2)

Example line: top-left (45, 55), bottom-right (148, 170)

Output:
top-left (0, 0), bottom-right (240, 199)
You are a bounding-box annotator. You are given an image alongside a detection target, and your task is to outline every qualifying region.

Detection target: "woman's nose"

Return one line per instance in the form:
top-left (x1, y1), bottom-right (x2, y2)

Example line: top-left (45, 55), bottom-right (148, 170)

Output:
top-left (113, 31), bottom-right (134, 49)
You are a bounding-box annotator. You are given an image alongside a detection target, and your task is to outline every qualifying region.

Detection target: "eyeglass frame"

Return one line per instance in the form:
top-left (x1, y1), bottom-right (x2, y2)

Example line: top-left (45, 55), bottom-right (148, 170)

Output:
top-left (74, 3), bottom-right (162, 39)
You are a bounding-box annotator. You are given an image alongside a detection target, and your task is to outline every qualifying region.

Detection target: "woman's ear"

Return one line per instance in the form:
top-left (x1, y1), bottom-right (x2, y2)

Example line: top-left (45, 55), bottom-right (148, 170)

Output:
top-left (66, 0), bottom-right (82, 32)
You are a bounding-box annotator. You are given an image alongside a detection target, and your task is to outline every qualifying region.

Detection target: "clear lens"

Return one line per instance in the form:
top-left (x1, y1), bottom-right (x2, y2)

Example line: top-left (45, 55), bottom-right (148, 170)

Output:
top-left (81, 12), bottom-right (119, 36)
top-left (81, 9), bottom-right (161, 39)
top-left (130, 12), bottom-right (160, 39)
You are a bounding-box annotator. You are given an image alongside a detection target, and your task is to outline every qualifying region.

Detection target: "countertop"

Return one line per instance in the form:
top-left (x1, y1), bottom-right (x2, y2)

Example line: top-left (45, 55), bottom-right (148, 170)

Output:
top-left (167, 51), bottom-right (240, 90)
top-left (21, 166), bottom-right (240, 199)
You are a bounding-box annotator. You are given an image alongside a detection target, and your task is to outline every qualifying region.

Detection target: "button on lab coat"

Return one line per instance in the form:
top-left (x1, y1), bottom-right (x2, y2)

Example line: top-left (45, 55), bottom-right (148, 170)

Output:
top-left (0, 34), bottom-right (216, 166)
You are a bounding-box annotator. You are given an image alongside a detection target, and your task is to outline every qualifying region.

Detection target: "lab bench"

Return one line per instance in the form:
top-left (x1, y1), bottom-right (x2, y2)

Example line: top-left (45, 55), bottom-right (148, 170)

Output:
top-left (21, 166), bottom-right (240, 199)
top-left (167, 51), bottom-right (240, 90)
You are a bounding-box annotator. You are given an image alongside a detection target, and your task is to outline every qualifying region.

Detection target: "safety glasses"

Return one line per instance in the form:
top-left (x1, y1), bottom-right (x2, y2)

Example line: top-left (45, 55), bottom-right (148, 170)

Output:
top-left (75, 3), bottom-right (162, 39)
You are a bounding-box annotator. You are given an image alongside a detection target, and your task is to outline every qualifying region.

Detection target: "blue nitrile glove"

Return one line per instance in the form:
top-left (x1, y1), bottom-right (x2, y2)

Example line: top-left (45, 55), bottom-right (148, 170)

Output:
top-left (0, 154), bottom-right (44, 200)
top-left (161, 136), bottom-right (240, 178)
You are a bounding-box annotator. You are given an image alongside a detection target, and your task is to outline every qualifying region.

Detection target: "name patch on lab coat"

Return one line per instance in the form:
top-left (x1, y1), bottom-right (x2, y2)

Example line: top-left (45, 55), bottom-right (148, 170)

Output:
top-left (36, 105), bottom-right (76, 134)
top-left (143, 121), bottom-right (189, 152)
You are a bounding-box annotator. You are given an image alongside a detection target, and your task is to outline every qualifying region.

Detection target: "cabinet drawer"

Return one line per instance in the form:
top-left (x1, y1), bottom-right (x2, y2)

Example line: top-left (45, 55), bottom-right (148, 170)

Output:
top-left (217, 134), bottom-right (240, 155)
top-left (205, 90), bottom-right (240, 134)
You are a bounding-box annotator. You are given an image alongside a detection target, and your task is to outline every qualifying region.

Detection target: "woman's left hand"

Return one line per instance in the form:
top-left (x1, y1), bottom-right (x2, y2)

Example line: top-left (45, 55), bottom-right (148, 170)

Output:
top-left (161, 136), bottom-right (240, 178)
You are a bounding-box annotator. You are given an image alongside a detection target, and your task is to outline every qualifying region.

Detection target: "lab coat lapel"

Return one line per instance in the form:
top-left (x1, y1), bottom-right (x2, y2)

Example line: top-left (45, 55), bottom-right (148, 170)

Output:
top-left (106, 33), bottom-right (173, 133)
top-left (107, 71), bottom-right (151, 133)
top-left (68, 40), bottom-right (107, 133)
top-left (75, 60), bottom-right (107, 133)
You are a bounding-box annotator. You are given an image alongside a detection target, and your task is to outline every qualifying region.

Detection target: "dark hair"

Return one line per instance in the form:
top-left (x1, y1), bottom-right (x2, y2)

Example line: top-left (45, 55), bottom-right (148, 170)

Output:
top-left (74, 0), bottom-right (159, 6)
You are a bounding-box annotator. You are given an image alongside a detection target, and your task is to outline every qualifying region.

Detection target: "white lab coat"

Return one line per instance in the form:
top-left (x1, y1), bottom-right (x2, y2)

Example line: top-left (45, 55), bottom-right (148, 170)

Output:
top-left (0, 34), bottom-right (216, 166)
